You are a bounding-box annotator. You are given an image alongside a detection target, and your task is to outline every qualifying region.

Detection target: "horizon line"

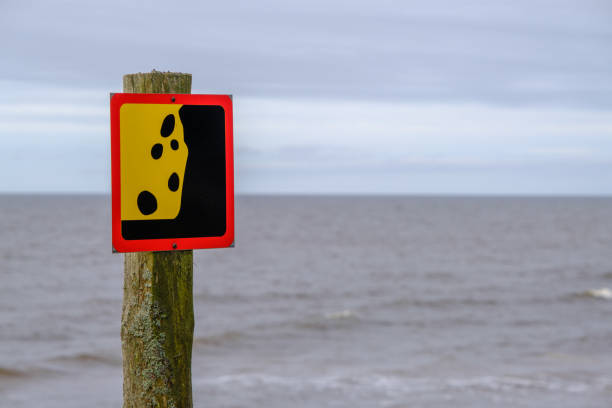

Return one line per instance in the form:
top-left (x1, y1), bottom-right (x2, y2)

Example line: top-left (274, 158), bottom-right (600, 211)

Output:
top-left (1, 191), bottom-right (611, 199)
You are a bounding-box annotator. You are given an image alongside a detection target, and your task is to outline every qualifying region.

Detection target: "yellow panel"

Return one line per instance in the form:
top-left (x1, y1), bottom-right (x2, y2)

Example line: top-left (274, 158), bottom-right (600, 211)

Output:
top-left (120, 103), bottom-right (188, 220)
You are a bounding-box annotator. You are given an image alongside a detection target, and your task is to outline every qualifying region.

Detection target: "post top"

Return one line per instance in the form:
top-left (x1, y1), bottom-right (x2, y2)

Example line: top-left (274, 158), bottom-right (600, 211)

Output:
top-left (123, 70), bottom-right (192, 94)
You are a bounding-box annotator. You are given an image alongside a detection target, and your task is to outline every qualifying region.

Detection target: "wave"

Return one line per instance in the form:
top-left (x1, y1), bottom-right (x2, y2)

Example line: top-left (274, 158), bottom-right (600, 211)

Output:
top-left (197, 311), bottom-right (360, 344)
top-left (49, 352), bottom-right (121, 366)
top-left (0, 367), bottom-right (27, 378)
top-left (0, 366), bottom-right (56, 379)
top-left (194, 331), bottom-right (244, 346)
top-left (383, 297), bottom-right (500, 309)
top-left (324, 309), bottom-right (356, 319)
top-left (295, 310), bottom-right (360, 331)
top-left (195, 291), bottom-right (317, 303)
top-left (0, 354), bottom-right (119, 381)
top-left (194, 311), bottom-right (362, 346)
top-left (577, 288), bottom-right (612, 300)
top-left (195, 373), bottom-right (611, 394)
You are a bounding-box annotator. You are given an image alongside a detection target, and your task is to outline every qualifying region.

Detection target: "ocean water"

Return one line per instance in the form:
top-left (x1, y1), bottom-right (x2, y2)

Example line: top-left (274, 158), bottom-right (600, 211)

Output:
top-left (1, 195), bottom-right (611, 407)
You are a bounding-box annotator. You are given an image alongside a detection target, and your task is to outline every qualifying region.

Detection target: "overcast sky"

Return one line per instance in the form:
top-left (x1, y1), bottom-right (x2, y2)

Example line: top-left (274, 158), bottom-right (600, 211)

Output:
top-left (1, 0), bottom-right (611, 194)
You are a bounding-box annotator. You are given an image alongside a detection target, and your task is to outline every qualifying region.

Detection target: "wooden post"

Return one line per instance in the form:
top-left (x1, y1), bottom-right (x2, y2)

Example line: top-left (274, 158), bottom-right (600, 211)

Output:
top-left (121, 71), bottom-right (194, 408)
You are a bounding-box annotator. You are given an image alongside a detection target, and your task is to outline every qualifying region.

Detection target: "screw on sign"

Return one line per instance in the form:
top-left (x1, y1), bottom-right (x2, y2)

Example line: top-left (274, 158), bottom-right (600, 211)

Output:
top-left (110, 93), bottom-right (234, 252)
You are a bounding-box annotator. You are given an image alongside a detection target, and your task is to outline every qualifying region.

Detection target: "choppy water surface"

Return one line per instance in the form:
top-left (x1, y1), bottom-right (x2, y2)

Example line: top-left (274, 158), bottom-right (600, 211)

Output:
top-left (1, 195), bottom-right (611, 407)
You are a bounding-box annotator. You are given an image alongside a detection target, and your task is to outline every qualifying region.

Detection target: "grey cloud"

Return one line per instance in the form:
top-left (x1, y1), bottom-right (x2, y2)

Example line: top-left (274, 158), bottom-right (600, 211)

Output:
top-left (2, 0), bottom-right (611, 107)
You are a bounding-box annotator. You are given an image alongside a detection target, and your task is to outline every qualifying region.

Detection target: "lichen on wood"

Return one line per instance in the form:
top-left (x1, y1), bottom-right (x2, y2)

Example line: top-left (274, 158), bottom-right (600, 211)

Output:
top-left (121, 71), bottom-right (194, 408)
top-left (122, 251), bottom-right (193, 408)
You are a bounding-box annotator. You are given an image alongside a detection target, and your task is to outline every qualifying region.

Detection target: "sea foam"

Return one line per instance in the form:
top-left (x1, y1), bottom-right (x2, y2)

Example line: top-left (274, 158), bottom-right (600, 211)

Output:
top-left (583, 287), bottom-right (612, 300)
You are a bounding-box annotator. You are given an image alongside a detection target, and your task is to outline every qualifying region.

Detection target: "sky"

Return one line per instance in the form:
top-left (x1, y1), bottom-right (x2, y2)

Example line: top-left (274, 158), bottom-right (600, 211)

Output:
top-left (1, 0), bottom-right (611, 194)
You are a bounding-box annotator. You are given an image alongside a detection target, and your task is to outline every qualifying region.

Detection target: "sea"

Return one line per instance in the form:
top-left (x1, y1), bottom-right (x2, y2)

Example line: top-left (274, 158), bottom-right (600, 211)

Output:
top-left (1, 195), bottom-right (611, 407)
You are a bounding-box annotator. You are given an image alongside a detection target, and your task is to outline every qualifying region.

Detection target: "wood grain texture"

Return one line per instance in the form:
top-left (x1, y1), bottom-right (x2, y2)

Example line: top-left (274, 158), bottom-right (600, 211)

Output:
top-left (123, 70), bottom-right (192, 94)
top-left (121, 71), bottom-right (194, 408)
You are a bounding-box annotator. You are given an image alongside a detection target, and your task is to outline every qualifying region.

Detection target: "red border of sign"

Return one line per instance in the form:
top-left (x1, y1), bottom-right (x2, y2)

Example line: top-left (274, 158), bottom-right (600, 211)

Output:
top-left (110, 93), bottom-right (234, 252)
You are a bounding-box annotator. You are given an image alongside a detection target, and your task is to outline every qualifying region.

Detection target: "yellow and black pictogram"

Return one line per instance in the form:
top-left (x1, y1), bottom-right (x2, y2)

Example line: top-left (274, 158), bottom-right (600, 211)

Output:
top-left (115, 100), bottom-right (229, 244)
top-left (120, 104), bottom-right (188, 220)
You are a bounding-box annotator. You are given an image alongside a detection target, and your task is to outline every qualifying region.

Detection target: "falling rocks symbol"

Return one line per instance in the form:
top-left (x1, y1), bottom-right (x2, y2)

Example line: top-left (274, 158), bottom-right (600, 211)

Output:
top-left (122, 105), bottom-right (227, 240)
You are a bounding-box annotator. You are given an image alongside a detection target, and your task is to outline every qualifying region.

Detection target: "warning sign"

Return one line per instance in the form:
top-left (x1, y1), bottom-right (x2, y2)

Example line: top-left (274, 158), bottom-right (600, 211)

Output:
top-left (110, 93), bottom-right (234, 252)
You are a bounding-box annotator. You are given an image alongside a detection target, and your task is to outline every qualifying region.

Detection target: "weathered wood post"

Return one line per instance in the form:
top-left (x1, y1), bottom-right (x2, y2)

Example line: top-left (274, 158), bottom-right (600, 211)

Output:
top-left (121, 71), bottom-right (194, 408)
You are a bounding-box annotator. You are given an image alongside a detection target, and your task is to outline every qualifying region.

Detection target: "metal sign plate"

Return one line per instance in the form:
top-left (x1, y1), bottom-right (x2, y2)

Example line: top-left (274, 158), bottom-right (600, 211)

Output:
top-left (110, 93), bottom-right (234, 252)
